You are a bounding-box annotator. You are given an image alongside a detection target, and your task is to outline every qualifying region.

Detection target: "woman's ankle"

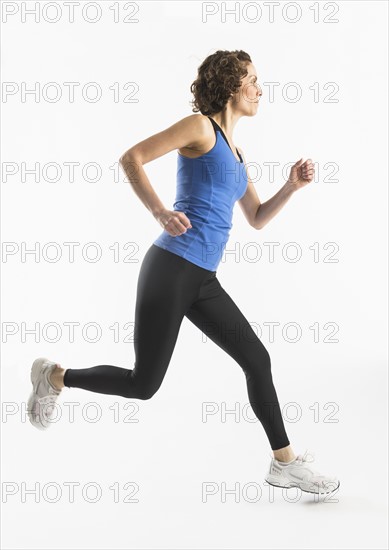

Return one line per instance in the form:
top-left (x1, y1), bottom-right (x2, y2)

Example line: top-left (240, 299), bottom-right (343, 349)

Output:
top-left (273, 445), bottom-right (296, 463)
top-left (49, 365), bottom-right (65, 390)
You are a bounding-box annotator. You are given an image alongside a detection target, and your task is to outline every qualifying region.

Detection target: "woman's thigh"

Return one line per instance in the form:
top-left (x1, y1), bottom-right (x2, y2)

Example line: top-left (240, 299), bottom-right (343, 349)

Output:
top-left (184, 275), bottom-right (269, 371)
top-left (131, 245), bottom-right (212, 389)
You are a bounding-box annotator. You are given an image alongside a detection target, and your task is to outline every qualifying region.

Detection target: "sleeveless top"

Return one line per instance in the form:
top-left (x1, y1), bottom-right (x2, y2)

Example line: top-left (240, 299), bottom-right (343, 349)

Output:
top-left (153, 116), bottom-right (248, 271)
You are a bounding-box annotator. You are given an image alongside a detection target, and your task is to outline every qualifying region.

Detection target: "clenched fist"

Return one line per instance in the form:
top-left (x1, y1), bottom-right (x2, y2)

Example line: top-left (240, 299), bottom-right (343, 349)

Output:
top-left (155, 208), bottom-right (192, 237)
top-left (287, 158), bottom-right (315, 190)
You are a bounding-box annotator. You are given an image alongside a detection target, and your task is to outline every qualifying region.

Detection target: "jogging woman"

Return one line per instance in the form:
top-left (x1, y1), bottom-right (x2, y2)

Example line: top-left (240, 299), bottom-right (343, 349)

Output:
top-left (27, 50), bottom-right (339, 495)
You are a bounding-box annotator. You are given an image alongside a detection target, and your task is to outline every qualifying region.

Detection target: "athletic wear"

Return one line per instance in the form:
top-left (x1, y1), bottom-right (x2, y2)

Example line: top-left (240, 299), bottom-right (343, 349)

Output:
top-left (64, 244), bottom-right (290, 450)
top-left (52, 117), bottom-right (291, 452)
top-left (153, 116), bottom-right (248, 271)
top-left (265, 449), bottom-right (340, 494)
top-left (27, 357), bottom-right (62, 430)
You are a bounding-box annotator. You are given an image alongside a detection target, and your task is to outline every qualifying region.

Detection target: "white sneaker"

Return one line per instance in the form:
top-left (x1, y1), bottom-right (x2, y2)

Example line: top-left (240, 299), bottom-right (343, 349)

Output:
top-left (27, 357), bottom-right (62, 430)
top-left (265, 449), bottom-right (340, 494)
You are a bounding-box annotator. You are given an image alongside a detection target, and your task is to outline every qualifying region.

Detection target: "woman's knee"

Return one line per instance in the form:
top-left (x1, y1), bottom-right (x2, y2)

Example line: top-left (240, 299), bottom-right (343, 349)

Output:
top-left (260, 347), bottom-right (271, 369)
top-left (242, 344), bottom-right (272, 376)
top-left (123, 379), bottom-right (161, 400)
top-left (123, 363), bottom-right (165, 400)
top-left (135, 385), bottom-right (159, 400)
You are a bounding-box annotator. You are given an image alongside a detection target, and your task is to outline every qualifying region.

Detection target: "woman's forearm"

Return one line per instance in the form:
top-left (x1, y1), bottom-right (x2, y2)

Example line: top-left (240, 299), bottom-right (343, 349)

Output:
top-left (254, 180), bottom-right (295, 229)
top-left (119, 153), bottom-right (166, 218)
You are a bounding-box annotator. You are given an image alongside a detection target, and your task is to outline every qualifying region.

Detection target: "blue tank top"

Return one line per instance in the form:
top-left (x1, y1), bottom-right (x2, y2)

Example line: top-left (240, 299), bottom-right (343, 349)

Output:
top-left (153, 116), bottom-right (248, 271)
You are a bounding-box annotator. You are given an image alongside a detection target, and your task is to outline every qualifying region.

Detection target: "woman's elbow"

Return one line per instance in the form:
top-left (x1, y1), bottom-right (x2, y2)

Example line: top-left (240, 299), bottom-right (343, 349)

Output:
top-left (251, 219), bottom-right (263, 230)
top-left (119, 148), bottom-right (141, 166)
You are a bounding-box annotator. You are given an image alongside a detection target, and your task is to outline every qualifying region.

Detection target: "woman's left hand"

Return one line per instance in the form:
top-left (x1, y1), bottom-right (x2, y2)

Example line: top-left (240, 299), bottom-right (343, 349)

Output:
top-left (287, 158), bottom-right (315, 191)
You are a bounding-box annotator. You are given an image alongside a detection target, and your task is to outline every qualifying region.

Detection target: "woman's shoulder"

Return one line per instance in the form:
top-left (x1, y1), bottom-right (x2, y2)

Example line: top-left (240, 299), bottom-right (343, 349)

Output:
top-left (175, 114), bottom-right (214, 157)
top-left (176, 113), bottom-right (211, 132)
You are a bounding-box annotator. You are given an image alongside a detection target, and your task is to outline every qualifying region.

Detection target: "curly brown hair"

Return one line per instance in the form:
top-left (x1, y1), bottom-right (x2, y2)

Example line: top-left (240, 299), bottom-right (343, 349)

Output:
top-left (190, 49), bottom-right (252, 116)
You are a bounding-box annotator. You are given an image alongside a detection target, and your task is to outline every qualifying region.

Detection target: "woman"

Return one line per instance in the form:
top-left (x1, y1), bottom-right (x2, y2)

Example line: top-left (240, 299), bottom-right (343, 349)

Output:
top-left (27, 49), bottom-right (339, 496)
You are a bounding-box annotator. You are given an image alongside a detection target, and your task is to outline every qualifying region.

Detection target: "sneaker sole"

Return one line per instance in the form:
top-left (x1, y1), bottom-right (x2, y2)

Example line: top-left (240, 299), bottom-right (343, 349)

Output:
top-left (265, 475), bottom-right (340, 495)
top-left (27, 357), bottom-right (57, 430)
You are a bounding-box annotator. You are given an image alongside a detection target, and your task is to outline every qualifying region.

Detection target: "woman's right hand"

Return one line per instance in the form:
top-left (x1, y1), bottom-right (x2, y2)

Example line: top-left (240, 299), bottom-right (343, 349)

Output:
top-left (155, 208), bottom-right (192, 237)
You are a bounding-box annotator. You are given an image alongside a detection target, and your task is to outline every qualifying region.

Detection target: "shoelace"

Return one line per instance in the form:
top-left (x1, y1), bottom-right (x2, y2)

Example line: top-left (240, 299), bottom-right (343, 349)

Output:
top-left (268, 448), bottom-right (315, 463)
top-left (273, 449), bottom-right (322, 477)
top-left (294, 449), bottom-right (315, 464)
top-left (295, 450), bottom-right (334, 487)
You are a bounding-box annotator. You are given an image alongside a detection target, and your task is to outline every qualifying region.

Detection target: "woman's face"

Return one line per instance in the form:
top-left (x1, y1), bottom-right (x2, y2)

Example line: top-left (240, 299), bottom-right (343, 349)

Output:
top-left (232, 62), bottom-right (262, 116)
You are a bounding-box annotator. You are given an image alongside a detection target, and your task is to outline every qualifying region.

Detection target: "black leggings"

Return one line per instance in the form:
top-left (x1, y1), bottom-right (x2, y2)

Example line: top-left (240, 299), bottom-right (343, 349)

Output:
top-left (64, 244), bottom-right (290, 451)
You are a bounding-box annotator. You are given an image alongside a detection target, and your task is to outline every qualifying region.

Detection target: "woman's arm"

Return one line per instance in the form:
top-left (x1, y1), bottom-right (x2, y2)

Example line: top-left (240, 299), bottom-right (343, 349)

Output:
top-left (237, 149), bottom-right (314, 230)
top-left (119, 154), bottom-right (165, 219)
top-left (119, 114), bottom-right (211, 233)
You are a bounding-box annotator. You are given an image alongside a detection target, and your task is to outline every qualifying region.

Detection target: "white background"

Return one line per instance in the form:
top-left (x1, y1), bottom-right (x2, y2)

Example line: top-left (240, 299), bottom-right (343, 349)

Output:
top-left (1, 1), bottom-right (388, 549)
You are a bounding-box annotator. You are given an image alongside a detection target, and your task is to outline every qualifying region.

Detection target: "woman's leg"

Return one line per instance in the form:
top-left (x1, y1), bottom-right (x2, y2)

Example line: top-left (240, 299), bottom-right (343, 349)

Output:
top-left (61, 245), bottom-right (204, 399)
top-left (185, 274), bottom-right (292, 453)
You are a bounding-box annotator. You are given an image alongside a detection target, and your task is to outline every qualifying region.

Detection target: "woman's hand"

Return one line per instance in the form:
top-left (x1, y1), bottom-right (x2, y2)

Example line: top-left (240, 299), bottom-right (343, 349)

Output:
top-left (287, 158), bottom-right (315, 191)
top-left (155, 208), bottom-right (192, 237)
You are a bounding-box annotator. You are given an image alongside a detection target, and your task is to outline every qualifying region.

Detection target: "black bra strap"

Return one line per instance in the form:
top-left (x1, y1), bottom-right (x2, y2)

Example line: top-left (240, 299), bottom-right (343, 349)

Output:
top-left (207, 116), bottom-right (242, 162)
top-left (207, 116), bottom-right (219, 136)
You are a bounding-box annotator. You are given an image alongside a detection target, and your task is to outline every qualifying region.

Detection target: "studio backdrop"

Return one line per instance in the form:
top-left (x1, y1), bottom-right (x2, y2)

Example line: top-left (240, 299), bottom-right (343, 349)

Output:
top-left (1, 1), bottom-right (388, 549)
